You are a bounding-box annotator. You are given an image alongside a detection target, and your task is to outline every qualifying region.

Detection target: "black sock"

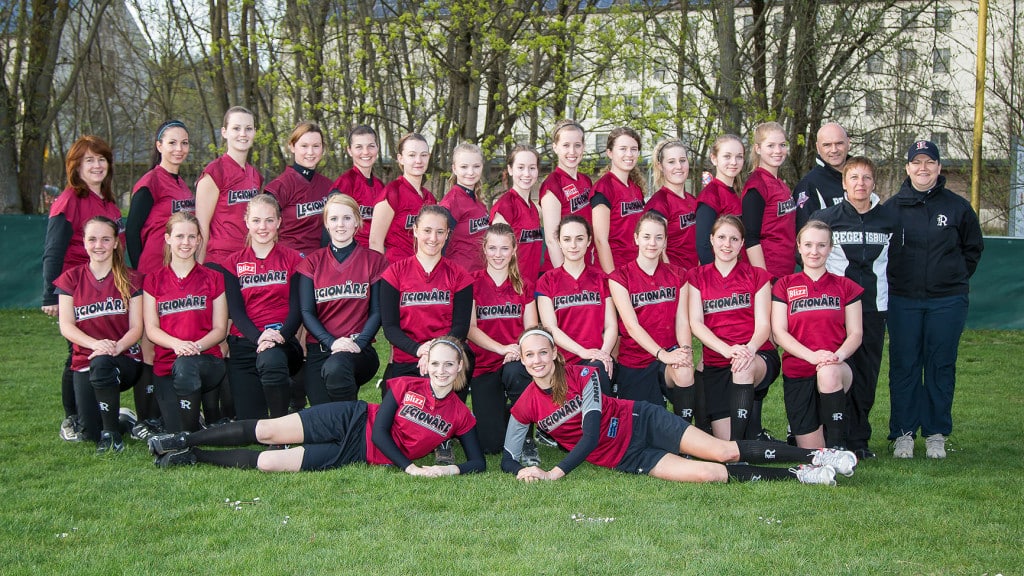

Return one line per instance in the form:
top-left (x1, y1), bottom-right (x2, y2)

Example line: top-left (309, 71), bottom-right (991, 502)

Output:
top-left (134, 364), bottom-right (156, 422)
top-left (729, 383), bottom-right (754, 441)
top-left (188, 419), bottom-right (260, 447)
top-left (737, 440), bottom-right (819, 464)
top-left (202, 387), bottom-right (223, 425)
top-left (193, 447), bottom-right (261, 469)
top-left (93, 385), bottom-right (121, 432)
top-left (264, 385), bottom-right (291, 419)
top-left (725, 463), bottom-right (797, 482)
top-left (218, 367), bottom-right (235, 420)
top-left (178, 392), bottom-right (203, 432)
top-left (61, 362), bottom-right (76, 417)
top-left (819, 390), bottom-right (847, 449)
top-left (746, 399), bottom-right (764, 440)
top-left (671, 386), bottom-right (695, 422)
top-left (693, 370), bottom-right (711, 433)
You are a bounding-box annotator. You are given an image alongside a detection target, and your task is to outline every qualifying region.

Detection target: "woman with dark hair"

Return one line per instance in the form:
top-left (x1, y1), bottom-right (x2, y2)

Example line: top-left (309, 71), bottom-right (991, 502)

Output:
top-left (126, 120), bottom-right (194, 438)
top-left (491, 145), bottom-right (544, 281)
top-left (56, 216), bottom-right (143, 453)
top-left (501, 326), bottom-right (855, 485)
top-left (439, 142), bottom-right (490, 272)
top-left (331, 125), bottom-right (385, 247)
top-left (369, 133), bottom-right (436, 264)
top-left (148, 336), bottom-right (485, 476)
top-left (264, 121), bottom-right (334, 257)
top-left (143, 212), bottom-right (228, 433)
top-left (646, 139), bottom-right (698, 269)
top-left (591, 126), bottom-right (647, 274)
top-left (42, 135), bottom-right (124, 442)
top-left (297, 194), bottom-right (388, 405)
top-left (195, 106), bottom-right (263, 266)
top-left (220, 194), bottom-right (304, 419)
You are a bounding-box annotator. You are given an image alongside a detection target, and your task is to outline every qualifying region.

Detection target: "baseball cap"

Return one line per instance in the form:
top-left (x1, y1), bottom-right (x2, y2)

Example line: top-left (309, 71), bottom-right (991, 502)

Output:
top-left (907, 140), bottom-right (940, 162)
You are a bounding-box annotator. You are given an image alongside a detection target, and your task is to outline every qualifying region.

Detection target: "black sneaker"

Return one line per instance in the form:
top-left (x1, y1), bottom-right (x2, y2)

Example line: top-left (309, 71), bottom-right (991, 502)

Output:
top-left (155, 448), bottom-right (197, 468)
top-left (520, 437), bottom-right (541, 467)
top-left (755, 429), bottom-right (788, 445)
top-left (535, 430), bottom-right (558, 448)
top-left (96, 430), bottom-right (124, 454)
top-left (131, 421), bottom-right (159, 442)
top-left (148, 432), bottom-right (189, 456)
top-left (854, 448), bottom-right (877, 460)
top-left (434, 440), bottom-right (455, 466)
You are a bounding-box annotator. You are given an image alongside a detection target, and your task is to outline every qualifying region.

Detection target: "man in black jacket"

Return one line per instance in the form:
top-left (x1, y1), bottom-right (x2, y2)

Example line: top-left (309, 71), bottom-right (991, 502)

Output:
top-left (885, 141), bottom-right (984, 460)
top-left (794, 123), bottom-right (851, 232)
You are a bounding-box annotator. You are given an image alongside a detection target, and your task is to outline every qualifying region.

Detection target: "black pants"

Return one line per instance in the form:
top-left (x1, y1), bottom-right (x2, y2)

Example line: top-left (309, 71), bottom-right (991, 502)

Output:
top-left (72, 355), bottom-right (142, 442)
top-left (470, 362), bottom-right (532, 454)
top-left (847, 311), bottom-right (886, 451)
top-left (304, 343), bottom-right (379, 405)
top-left (154, 355), bottom-right (226, 432)
top-left (227, 335), bottom-right (303, 419)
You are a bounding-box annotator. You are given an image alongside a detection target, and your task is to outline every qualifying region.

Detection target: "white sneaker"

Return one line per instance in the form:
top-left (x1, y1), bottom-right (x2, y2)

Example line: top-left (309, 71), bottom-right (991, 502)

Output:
top-left (791, 464), bottom-right (836, 486)
top-left (925, 434), bottom-right (946, 459)
top-left (59, 415), bottom-right (82, 442)
top-left (893, 433), bottom-right (914, 459)
top-left (811, 448), bottom-right (858, 477)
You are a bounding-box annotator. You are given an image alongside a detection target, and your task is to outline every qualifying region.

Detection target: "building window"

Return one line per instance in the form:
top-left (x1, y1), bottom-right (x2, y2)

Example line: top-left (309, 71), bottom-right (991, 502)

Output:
top-left (835, 91), bottom-right (853, 116)
top-left (933, 48), bottom-right (951, 73)
top-left (866, 53), bottom-right (884, 74)
top-left (900, 6), bottom-right (921, 27)
top-left (899, 49), bottom-right (916, 69)
top-left (898, 90), bottom-right (917, 115)
top-left (931, 90), bottom-right (950, 116)
top-left (653, 67), bottom-right (668, 83)
top-left (935, 7), bottom-right (952, 32)
top-left (931, 132), bottom-right (949, 152)
top-left (866, 91), bottom-right (884, 116)
top-left (594, 132), bottom-right (609, 153)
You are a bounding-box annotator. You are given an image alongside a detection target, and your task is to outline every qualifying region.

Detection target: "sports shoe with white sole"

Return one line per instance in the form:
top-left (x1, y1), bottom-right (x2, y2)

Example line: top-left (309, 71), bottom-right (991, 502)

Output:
top-left (131, 420), bottom-right (160, 442)
top-left (155, 448), bottom-right (197, 468)
top-left (535, 430), bottom-right (558, 448)
top-left (434, 440), bottom-right (455, 466)
top-left (60, 415), bottom-right (82, 442)
top-left (96, 430), bottom-right (125, 454)
top-left (811, 448), bottom-right (858, 477)
top-left (791, 464), bottom-right (837, 486)
top-left (148, 432), bottom-right (189, 456)
top-left (520, 437), bottom-right (540, 467)
top-left (892, 433), bottom-right (915, 459)
top-left (925, 434), bottom-right (946, 459)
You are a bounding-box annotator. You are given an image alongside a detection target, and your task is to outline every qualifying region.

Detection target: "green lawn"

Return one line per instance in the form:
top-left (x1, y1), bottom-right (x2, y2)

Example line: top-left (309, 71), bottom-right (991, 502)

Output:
top-left (1, 310), bottom-right (1021, 575)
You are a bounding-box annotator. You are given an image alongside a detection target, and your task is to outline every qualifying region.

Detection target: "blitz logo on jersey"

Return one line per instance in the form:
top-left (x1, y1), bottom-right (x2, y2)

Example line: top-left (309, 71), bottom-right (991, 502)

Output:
top-left (237, 262), bottom-right (257, 276)
top-left (787, 286), bottom-right (808, 300)
top-left (403, 391), bottom-right (426, 409)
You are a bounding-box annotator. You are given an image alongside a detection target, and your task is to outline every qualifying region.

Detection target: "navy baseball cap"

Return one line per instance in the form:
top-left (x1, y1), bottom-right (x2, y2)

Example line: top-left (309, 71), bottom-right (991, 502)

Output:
top-left (907, 140), bottom-right (940, 162)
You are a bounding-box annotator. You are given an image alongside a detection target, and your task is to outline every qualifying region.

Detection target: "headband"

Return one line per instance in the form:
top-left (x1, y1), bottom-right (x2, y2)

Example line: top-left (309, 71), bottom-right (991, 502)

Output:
top-left (429, 338), bottom-right (464, 357)
top-left (157, 120), bottom-right (188, 141)
top-left (519, 329), bottom-right (555, 347)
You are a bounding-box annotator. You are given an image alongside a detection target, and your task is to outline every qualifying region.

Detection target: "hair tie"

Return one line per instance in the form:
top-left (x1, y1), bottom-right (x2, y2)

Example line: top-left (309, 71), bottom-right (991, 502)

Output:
top-left (157, 120), bottom-right (188, 141)
top-left (519, 329), bottom-right (555, 347)
top-left (429, 338), bottom-right (464, 357)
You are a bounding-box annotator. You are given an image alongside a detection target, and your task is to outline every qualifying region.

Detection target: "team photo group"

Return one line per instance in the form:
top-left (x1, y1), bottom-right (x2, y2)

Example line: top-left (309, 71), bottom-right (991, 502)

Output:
top-left (41, 106), bottom-right (983, 488)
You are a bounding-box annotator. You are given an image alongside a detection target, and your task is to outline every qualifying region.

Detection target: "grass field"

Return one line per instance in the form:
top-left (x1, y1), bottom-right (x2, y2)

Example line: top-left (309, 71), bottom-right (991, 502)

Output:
top-left (1, 309), bottom-right (1022, 575)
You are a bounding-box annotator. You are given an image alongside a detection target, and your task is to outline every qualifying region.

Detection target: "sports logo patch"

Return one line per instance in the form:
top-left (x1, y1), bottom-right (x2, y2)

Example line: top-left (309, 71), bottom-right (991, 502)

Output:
top-left (236, 262), bottom-right (257, 276)
top-left (787, 285), bottom-right (808, 300)
top-left (580, 368), bottom-right (590, 377)
top-left (403, 391), bottom-right (426, 409)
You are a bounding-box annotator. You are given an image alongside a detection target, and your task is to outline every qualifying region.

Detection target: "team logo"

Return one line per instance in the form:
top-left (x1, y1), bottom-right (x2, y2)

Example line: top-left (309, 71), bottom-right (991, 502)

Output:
top-left (796, 190), bottom-right (809, 208)
top-left (98, 402), bottom-right (110, 413)
top-left (468, 215), bottom-right (490, 235)
top-left (915, 140), bottom-right (929, 150)
top-left (564, 184), bottom-right (588, 213)
top-left (736, 408), bottom-right (748, 419)
top-left (607, 417), bottom-right (619, 438)
top-left (580, 368), bottom-right (590, 377)
top-left (787, 285), bottom-right (808, 300)
top-left (832, 412), bottom-right (844, 422)
top-left (764, 449), bottom-right (776, 460)
top-left (228, 188), bottom-right (259, 205)
top-left (360, 205), bottom-right (374, 219)
top-left (236, 262), bottom-right (257, 276)
top-left (776, 197), bottom-right (797, 216)
top-left (519, 228), bottom-right (543, 243)
top-left (620, 199), bottom-right (645, 217)
top-left (936, 214), bottom-right (948, 227)
top-left (678, 212), bottom-right (696, 229)
top-left (403, 391), bottom-right (426, 409)
top-left (171, 198), bottom-right (196, 213)
top-left (404, 215), bottom-right (417, 229)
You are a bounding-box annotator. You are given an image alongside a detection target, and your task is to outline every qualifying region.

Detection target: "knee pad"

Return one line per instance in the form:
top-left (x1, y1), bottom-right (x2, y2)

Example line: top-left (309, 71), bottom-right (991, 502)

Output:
top-left (170, 356), bottom-right (204, 396)
top-left (88, 355), bottom-right (122, 389)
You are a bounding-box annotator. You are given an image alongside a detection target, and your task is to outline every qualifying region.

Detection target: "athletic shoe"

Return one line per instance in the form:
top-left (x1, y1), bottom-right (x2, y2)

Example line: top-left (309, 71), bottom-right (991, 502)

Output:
top-left (811, 448), bottom-right (858, 477)
top-left (434, 440), bottom-right (455, 466)
top-left (925, 434), bottom-right (946, 459)
top-left (892, 433), bottom-right (915, 459)
top-left (155, 448), bottom-right (196, 468)
top-left (854, 448), bottom-right (877, 460)
top-left (131, 421), bottom-right (159, 442)
top-left (96, 430), bottom-right (124, 454)
top-left (59, 415), bottom-right (82, 442)
top-left (148, 432), bottom-right (189, 456)
top-left (754, 428), bottom-right (787, 445)
top-left (791, 464), bottom-right (837, 486)
top-left (535, 430), bottom-right (558, 448)
top-left (520, 437), bottom-right (541, 467)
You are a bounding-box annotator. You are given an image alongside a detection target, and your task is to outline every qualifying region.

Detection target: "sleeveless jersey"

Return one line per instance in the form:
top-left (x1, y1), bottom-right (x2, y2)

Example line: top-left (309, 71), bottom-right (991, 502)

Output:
top-left (536, 264), bottom-right (608, 365)
top-left (608, 261), bottom-right (686, 369)
top-left (200, 154), bottom-right (263, 266)
top-left (469, 271), bottom-right (534, 376)
top-left (264, 166), bottom-right (333, 256)
top-left (491, 189), bottom-right (544, 281)
top-left (131, 166), bottom-right (194, 274)
top-left (49, 187), bottom-right (125, 275)
top-left (743, 166), bottom-right (797, 279)
top-left (688, 261), bottom-right (774, 367)
top-left (645, 187), bottom-right (698, 269)
top-left (54, 264), bottom-right (142, 370)
top-left (439, 185), bottom-right (489, 273)
top-left (143, 264), bottom-right (225, 376)
top-left (376, 176), bottom-right (436, 264)
top-left (591, 171), bottom-right (645, 268)
top-left (331, 167), bottom-right (385, 247)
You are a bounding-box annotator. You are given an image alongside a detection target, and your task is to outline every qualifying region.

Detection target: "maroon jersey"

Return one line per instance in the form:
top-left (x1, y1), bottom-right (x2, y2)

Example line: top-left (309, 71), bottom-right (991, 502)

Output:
top-left (510, 364), bottom-right (633, 469)
top-left (646, 187), bottom-right (698, 269)
top-left (491, 189), bottom-right (545, 281)
top-left (296, 244), bottom-right (388, 343)
top-left (591, 172), bottom-right (646, 267)
top-left (223, 244), bottom-right (303, 337)
top-left (743, 167), bottom-right (797, 279)
top-left (381, 256), bottom-right (473, 364)
top-left (49, 188), bottom-right (125, 275)
top-left (772, 271), bottom-right (863, 378)
top-left (54, 265), bottom-right (142, 371)
top-left (439, 186), bottom-right (489, 273)
top-left (364, 376), bottom-right (476, 466)
top-left (132, 166), bottom-right (195, 275)
top-left (688, 261), bottom-right (774, 367)
top-left (696, 178), bottom-right (742, 217)
top-left (608, 261), bottom-right (686, 369)
top-left (377, 176), bottom-right (436, 264)
top-left (540, 167), bottom-right (596, 264)
top-left (332, 167), bottom-right (384, 247)
top-left (469, 271), bottom-right (535, 376)
top-left (144, 264), bottom-right (225, 376)
top-left (536, 264), bottom-right (608, 365)
top-left (200, 155), bottom-right (263, 267)
top-left (264, 166), bottom-right (332, 256)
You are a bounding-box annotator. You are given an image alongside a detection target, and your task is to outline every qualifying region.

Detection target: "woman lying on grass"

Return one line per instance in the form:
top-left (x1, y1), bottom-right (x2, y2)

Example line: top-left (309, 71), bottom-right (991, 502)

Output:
top-left (148, 336), bottom-right (485, 477)
top-left (501, 326), bottom-right (857, 485)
